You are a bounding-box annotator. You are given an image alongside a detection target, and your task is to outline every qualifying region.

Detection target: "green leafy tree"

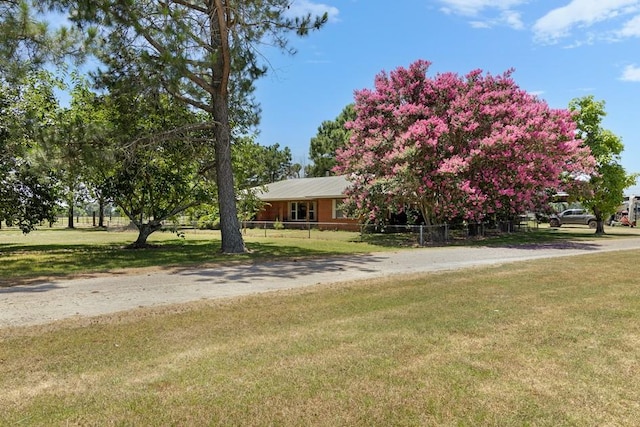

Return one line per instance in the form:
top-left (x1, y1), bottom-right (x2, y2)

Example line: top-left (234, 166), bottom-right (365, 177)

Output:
top-left (0, 73), bottom-right (61, 232)
top-left (47, 0), bottom-right (327, 253)
top-left (0, 1), bottom-right (51, 79)
top-left (66, 81), bottom-right (113, 228)
top-left (102, 78), bottom-right (217, 248)
top-left (0, 2), bottom-right (88, 232)
top-left (261, 143), bottom-right (293, 184)
top-left (307, 104), bottom-right (355, 177)
top-left (52, 76), bottom-right (113, 228)
top-left (234, 138), bottom-right (293, 187)
top-left (569, 96), bottom-right (638, 234)
top-left (231, 137), bottom-right (293, 225)
top-left (37, 75), bottom-right (100, 229)
top-left (0, 1), bottom-right (86, 81)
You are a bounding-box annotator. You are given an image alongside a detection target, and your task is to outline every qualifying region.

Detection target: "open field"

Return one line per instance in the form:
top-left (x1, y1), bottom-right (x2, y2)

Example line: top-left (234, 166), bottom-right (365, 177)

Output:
top-left (2, 249), bottom-right (640, 425)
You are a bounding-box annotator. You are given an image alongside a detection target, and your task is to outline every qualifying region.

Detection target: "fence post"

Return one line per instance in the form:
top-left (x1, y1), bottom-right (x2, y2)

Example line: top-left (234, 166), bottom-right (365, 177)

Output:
top-left (419, 225), bottom-right (424, 246)
top-left (445, 222), bottom-right (449, 242)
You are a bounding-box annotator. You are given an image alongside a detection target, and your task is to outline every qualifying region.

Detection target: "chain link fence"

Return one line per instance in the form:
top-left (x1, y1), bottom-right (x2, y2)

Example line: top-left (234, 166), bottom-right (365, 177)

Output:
top-left (241, 218), bottom-right (538, 246)
top-left (6, 216), bottom-right (538, 246)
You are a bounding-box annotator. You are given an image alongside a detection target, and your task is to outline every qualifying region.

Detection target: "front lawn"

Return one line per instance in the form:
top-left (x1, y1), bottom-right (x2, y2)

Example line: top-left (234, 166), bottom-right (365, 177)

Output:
top-left (2, 249), bottom-right (640, 425)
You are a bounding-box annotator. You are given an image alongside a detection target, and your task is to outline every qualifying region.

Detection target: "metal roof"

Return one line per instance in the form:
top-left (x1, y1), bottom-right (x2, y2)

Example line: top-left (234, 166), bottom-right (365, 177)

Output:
top-left (253, 175), bottom-right (351, 201)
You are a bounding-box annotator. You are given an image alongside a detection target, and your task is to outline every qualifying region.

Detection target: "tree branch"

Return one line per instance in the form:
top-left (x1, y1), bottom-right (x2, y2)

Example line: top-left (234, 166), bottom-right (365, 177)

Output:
top-left (212, 0), bottom-right (230, 98)
top-left (125, 121), bottom-right (218, 151)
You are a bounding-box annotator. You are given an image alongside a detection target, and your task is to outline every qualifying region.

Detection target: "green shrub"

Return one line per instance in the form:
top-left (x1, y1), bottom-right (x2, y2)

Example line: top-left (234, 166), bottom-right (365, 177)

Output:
top-left (197, 215), bottom-right (220, 230)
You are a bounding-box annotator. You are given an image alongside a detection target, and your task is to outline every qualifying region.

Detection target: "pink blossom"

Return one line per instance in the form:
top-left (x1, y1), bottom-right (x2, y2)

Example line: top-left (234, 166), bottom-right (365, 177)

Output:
top-left (335, 60), bottom-right (596, 225)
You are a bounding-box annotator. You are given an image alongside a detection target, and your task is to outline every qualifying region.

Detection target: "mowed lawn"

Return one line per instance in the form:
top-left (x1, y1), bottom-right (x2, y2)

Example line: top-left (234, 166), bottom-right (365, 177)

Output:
top-left (2, 242), bottom-right (640, 425)
top-left (0, 227), bottom-right (383, 285)
top-left (0, 224), bottom-right (633, 284)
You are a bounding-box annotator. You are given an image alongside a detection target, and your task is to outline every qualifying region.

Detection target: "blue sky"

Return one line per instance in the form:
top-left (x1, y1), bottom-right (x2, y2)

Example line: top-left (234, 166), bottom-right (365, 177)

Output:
top-left (254, 0), bottom-right (640, 194)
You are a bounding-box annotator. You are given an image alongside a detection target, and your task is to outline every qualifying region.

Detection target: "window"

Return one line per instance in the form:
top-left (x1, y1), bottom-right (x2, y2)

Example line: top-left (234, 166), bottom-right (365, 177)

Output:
top-left (332, 199), bottom-right (345, 219)
top-left (290, 202), bottom-right (302, 221)
top-left (309, 202), bottom-right (315, 220)
top-left (289, 201), bottom-right (316, 221)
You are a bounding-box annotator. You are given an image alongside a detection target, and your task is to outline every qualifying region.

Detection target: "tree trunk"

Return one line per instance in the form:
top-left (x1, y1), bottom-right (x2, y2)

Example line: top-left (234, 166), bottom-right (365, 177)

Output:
top-left (68, 205), bottom-right (75, 229)
top-left (594, 207), bottom-right (606, 235)
top-left (212, 91), bottom-right (246, 254)
top-left (129, 221), bottom-right (162, 248)
top-left (208, 1), bottom-right (246, 254)
top-left (98, 196), bottom-right (105, 228)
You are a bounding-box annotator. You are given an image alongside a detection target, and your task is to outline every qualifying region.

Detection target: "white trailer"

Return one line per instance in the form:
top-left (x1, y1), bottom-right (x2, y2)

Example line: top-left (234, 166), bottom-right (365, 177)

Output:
top-left (629, 196), bottom-right (640, 226)
top-left (613, 196), bottom-right (640, 227)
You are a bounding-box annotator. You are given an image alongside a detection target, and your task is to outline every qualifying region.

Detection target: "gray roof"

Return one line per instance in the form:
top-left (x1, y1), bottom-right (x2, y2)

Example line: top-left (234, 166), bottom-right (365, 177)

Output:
top-left (254, 175), bottom-right (351, 201)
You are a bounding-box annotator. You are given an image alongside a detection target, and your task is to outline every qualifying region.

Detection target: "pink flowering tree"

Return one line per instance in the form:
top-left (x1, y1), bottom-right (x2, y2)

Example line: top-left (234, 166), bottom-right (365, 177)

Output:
top-left (335, 60), bottom-right (595, 226)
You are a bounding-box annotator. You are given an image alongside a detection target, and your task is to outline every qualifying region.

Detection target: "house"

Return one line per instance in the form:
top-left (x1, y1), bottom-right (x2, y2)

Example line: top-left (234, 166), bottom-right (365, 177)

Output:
top-left (252, 175), bottom-right (359, 230)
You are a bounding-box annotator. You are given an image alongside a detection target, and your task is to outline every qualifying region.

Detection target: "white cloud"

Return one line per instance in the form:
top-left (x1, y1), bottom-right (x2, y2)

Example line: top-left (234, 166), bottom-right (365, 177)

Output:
top-left (621, 64), bottom-right (640, 81)
top-left (287, 0), bottom-right (340, 23)
top-left (501, 10), bottom-right (524, 30)
top-left (533, 0), bottom-right (640, 44)
top-left (470, 20), bottom-right (492, 29)
top-left (619, 14), bottom-right (640, 37)
top-left (438, 0), bottom-right (524, 16)
top-left (468, 11), bottom-right (523, 29)
top-left (438, 0), bottom-right (525, 29)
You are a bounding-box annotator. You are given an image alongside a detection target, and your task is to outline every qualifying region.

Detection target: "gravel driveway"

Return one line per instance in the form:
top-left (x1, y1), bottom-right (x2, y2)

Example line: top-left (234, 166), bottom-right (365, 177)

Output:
top-left (3, 237), bottom-right (640, 328)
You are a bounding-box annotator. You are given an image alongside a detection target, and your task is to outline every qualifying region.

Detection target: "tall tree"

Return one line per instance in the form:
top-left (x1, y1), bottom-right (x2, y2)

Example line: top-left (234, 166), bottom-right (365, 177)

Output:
top-left (48, 0), bottom-right (327, 253)
top-left (307, 104), bottom-right (355, 177)
top-left (0, 73), bottom-right (61, 232)
top-left (234, 139), bottom-right (293, 187)
top-left (0, 2), bottom-right (76, 232)
top-left (0, 1), bottom-right (50, 79)
top-left (44, 76), bottom-right (113, 228)
top-left (569, 96), bottom-right (637, 234)
top-left (335, 60), bottom-right (595, 226)
top-left (38, 76), bottom-right (96, 229)
top-left (0, 1), bottom-right (85, 81)
top-left (66, 80), bottom-right (113, 228)
top-left (101, 78), bottom-right (217, 248)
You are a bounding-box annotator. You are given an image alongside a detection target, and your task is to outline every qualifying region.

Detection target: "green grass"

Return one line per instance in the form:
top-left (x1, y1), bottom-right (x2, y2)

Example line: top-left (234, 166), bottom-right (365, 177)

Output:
top-left (1, 250), bottom-right (640, 425)
top-left (0, 228), bottom-right (381, 285)
top-left (1, 224), bottom-right (638, 285)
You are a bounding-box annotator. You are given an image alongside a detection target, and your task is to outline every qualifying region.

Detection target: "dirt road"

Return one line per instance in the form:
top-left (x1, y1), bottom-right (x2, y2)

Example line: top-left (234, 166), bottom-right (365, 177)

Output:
top-left (3, 237), bottom-right (640, 328)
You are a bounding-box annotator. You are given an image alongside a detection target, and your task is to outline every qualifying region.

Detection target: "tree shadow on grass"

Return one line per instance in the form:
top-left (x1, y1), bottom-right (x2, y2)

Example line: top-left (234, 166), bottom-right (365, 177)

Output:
top-left (357, 233), bottom-right (421, 248)
top-left (494, 240), bottom-right (603, 251)
top-left (355, 228), bottom-right (608, 249)
top-left (462, 229), bottom-right (618, 250)
top-left (174, 250), bottom-right (384, 285)
top-left (0, 239), bottom-right (373, 289)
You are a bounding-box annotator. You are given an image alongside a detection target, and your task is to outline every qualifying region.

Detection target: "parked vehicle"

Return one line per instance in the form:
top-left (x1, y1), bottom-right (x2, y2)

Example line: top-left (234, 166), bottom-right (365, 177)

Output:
top-left (549, 209), bottom-right (597, 228)
top-left (610, 195), bottom-right (639, 227)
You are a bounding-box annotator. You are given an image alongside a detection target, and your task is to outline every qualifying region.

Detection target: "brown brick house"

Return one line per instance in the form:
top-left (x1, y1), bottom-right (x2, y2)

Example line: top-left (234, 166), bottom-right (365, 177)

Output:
top-left (252, 175), bottom-right (358, 230)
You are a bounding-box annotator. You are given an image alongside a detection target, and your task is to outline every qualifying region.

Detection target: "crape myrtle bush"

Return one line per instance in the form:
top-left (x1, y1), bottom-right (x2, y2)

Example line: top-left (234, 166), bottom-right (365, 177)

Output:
top-left (335, 60), bottom-right (595, 226)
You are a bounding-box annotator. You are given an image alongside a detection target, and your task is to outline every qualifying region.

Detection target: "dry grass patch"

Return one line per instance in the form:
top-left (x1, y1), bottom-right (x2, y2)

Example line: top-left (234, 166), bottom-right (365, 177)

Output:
top-left (2, 250), bottom-right (640, 425)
